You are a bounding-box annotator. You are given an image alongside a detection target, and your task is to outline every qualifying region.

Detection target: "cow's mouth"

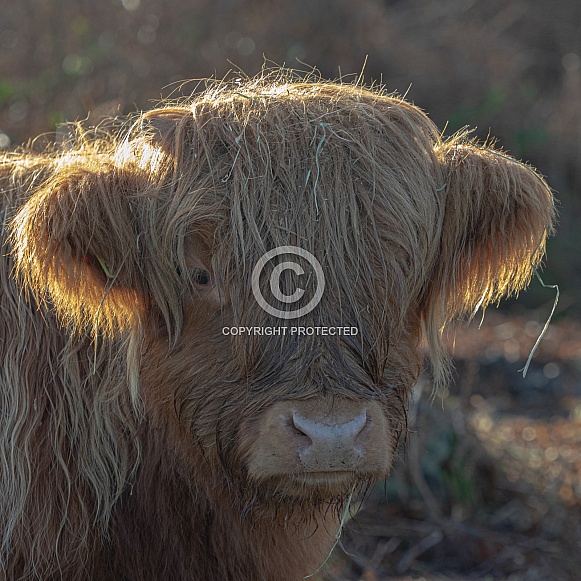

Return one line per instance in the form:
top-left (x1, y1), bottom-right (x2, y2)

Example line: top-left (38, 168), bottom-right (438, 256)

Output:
top-left (288, 470), bottom-right (360, 494)
top-left (252, 470), bottom-right (367, 503)
top-left (293, 470), bottom-right (357, 485)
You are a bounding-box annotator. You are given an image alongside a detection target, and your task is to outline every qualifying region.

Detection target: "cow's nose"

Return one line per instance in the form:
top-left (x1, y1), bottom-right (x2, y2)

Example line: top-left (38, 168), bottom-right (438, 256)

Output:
top-left (245, 398), bottom-right (392, 482)
top-left (291, 409), bottom-right (367, 470)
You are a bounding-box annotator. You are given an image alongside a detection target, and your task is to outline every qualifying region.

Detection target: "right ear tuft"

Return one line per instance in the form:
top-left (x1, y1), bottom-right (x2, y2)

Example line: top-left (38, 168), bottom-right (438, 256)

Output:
top-left (10, 162), bottom-right (147, 336)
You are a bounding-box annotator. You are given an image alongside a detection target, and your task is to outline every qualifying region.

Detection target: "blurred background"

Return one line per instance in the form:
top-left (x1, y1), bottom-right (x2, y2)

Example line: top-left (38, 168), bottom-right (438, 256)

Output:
top-left (1, 0), bottom-right (580, 579)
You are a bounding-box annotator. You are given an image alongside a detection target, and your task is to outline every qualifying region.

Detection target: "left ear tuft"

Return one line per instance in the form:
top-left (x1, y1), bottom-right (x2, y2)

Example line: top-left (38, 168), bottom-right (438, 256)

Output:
top-left (430, 139), bottom-right (556, 319)
top-left (423, 138), bottom-right (556, 389)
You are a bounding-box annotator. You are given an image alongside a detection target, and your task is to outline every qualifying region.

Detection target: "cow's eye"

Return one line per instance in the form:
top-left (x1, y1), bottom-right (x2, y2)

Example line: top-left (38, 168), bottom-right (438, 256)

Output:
top-left (191, 268), bottom-right (212, 286)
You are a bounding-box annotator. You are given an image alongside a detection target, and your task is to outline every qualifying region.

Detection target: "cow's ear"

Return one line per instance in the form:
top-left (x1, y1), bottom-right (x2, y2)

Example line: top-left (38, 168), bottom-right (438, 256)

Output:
top-left (11, 162), bottom-right (148, 336)
top-left (424, 139), bottom-right (556, 383)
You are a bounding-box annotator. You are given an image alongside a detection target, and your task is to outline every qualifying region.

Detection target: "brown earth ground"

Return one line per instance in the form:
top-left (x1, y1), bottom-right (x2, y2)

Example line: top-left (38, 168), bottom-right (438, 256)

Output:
top-left (323, 311), bottom-right (581, 581)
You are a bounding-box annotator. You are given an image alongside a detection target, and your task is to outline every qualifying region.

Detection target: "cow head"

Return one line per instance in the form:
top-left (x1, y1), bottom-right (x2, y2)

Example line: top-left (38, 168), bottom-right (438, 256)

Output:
top-left (10, 78), bottom-right (554, 516)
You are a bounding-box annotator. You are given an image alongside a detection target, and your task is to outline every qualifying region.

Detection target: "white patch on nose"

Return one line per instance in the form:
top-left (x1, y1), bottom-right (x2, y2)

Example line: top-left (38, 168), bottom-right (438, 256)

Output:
top-left (292, 409), bottom-right (367, 469)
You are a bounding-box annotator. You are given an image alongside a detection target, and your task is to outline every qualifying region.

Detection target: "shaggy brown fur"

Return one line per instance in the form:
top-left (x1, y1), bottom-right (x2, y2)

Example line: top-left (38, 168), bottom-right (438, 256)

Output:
top-left (0, 71), bottom-right (554, 580)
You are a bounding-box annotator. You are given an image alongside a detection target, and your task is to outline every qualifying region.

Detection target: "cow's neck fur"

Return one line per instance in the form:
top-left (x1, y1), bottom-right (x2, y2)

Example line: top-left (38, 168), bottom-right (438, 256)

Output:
top-left (109, 424), bottom-right (337, 581)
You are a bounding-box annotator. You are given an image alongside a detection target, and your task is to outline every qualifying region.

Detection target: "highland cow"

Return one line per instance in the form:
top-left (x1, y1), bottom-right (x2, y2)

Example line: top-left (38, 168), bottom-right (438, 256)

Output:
top-left (0, 73), bottom-right (554, 580)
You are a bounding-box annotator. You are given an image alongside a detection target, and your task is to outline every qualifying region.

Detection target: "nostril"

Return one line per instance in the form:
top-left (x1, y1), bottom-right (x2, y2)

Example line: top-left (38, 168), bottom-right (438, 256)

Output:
top-left (286, 416), bottom-right (313, 445)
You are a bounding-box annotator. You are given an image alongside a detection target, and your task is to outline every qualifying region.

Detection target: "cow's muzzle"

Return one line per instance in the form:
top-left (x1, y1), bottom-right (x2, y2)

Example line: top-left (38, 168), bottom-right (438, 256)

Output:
top-left (245, 397), bottom-right (393, 492)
